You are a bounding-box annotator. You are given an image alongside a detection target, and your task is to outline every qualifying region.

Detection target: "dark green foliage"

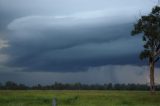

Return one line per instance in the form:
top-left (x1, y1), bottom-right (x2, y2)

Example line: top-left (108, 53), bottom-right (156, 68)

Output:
top-left (132, 6), bottom-right (160, 60)
top-left (2, 81), bottom-right (160, 91)
top-left (139, 50), bottom-right (150, 60)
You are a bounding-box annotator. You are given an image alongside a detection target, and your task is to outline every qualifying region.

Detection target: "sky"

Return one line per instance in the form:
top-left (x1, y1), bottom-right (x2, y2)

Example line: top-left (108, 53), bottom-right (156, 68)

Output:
top-left (0, 0), bottom-right (160, 85)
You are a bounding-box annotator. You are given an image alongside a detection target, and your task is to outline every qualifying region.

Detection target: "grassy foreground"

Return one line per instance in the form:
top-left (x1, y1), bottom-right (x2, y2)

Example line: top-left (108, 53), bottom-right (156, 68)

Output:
top-left (0, 90), bottom-right (160, 106)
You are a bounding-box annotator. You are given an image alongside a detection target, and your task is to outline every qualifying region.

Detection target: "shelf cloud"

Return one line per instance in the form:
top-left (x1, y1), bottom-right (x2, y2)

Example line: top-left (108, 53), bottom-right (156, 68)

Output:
top-left (0, 0), bottom-right (157, 84)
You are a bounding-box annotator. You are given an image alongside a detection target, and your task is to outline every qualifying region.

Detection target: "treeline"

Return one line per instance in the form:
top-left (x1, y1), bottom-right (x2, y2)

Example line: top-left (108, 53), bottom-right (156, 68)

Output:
top-left (0, 81), bottom-right (160, 90)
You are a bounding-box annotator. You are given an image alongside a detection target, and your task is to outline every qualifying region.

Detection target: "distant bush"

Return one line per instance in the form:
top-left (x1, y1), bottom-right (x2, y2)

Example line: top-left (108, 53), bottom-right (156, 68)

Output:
top-left (0, 81), bottom-right (160, 91)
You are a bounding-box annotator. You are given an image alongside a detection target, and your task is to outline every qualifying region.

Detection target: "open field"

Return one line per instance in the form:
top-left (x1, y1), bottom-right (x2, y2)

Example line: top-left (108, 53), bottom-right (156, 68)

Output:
top-left (0, 90), bottom-right (160, 106)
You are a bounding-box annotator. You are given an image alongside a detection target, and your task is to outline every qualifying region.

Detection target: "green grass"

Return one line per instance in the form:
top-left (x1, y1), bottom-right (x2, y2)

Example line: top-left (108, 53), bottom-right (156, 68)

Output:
top-left (0, 90), bottom-right (160, 106)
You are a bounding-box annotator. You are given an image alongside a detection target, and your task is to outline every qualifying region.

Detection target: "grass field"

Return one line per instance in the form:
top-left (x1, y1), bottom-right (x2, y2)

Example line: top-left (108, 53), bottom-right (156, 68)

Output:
top-left (0, 90), bottom-right (160, 106)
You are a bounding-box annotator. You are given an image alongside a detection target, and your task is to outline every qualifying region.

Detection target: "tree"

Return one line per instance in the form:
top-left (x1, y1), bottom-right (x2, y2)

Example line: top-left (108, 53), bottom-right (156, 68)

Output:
top-left (131, 6), bottom-right (160, 92)
top-left (5, 81), bottom-right (18, 90)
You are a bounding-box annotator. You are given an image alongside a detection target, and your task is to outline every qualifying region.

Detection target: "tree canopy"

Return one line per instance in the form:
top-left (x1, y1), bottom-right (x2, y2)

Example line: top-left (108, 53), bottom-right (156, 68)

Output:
top-left (132, 6), bottom-right (160, 61)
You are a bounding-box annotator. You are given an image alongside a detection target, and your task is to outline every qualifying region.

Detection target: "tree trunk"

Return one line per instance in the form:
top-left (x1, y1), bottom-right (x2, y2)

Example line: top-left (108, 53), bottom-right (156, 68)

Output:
top-left (149, 61), bottom-right (155, 93)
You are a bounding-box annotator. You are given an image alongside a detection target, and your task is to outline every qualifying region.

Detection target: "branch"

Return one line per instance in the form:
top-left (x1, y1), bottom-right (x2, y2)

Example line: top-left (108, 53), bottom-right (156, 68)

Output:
top-left (154, 57), bottom-right (160, 63)
top-left (152, 43), bottom-right (160, 57)
top-left (154, 48), bottom-right (160, 57)
top-left (156, 43), bottom-right (160, 51)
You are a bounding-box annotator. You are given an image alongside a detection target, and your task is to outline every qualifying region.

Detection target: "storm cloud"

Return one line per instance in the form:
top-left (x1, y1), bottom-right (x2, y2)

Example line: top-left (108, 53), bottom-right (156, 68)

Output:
top-left (0, 0), bottom-right (158, 84)
top-left (5, 6), bottom-right (145, 72)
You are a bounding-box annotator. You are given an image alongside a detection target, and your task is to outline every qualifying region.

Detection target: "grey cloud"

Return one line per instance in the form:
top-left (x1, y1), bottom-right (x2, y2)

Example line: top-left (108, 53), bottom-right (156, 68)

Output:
top-left (6, 22), bottom-right (143, 72)
top-left (5, 9), bottom-right (145, 72)
top-left (0, 0), bottom-right (156, 72)
top-left (0, 0), bottom-right (154, 15)
top-left (0, 65), bottom-right (159, 85)
top-left (0, 0), bottom-right (155, 34)
top-left (0, 0), bottom-right (158, 84)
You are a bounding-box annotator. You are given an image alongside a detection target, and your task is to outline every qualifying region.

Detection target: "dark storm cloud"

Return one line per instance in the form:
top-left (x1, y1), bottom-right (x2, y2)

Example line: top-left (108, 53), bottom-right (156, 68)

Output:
top-left (0, 0), bottom-right (155, 73)
top-left (0, 0), bottom-right (159, 85)
top-left (6, 22), bottom-right (143, 72)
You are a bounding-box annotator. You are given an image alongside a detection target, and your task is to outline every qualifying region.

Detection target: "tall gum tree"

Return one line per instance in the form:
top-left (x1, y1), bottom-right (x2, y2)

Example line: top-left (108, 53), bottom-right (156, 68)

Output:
top-left (131, 6), bottom-right (160, 92)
